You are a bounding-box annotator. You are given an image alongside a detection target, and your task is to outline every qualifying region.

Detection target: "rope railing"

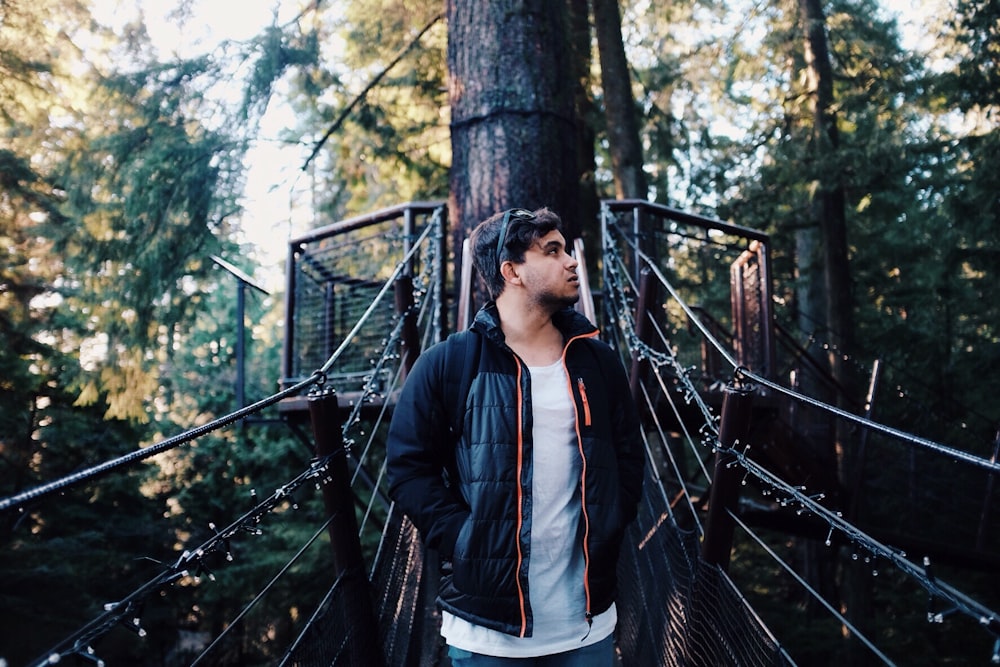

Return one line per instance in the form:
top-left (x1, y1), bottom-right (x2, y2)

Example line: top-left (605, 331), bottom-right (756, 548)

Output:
top-left (0, 376), bottom-right (316, 515)
top-left (27, 453), bottom-right (343, 666)
top-left (0, 219), bottom-right (438, 519)
top-left (604, 243), bottom-right (710, 532)
top-left (5, 200), bottom-right (999, 665)
top-left (739, 366), bottom-right (1000, 475)
top-left (7, 210), bottom-right (444, 667)
top-left (602, 205), bottom-right (1000, 663)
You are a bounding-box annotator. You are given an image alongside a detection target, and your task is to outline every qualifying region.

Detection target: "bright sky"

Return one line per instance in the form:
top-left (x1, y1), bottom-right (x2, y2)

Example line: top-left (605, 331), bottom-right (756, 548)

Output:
top-left (87, 0), bottom-right (946, 289)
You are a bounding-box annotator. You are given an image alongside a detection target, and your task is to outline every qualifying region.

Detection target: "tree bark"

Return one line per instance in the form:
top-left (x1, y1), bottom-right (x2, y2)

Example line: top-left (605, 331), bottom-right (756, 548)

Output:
top-left (799, 0), bottom-right (852, 371)
top-left (568, 0), bottom-right (600, 253)
top-left (799, 0), bottom-right (869, 661)
top-left (592, 0), bottom-right (647, 200)
top-left (447, 0), bottom-right (581, 307)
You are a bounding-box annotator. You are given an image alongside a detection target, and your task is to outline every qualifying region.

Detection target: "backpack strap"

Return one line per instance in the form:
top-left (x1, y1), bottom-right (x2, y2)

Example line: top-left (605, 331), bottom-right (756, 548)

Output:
top-left (444, 329), bottom-right (481, 439)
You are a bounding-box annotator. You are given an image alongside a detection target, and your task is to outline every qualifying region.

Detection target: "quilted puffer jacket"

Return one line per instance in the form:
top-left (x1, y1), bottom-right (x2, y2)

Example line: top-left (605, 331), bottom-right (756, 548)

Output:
top-left (386, 304), bottom-right (645, 637)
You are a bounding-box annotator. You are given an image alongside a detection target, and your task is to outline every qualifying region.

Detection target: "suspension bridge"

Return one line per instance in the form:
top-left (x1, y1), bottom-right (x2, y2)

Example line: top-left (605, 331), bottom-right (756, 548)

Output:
top-left (2, 201), bottom-right (999, 666)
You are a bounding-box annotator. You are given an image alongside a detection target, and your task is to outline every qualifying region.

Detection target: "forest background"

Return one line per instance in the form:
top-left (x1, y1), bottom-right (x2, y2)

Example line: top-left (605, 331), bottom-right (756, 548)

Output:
top-left (1, 0), bottom-right (998, 664)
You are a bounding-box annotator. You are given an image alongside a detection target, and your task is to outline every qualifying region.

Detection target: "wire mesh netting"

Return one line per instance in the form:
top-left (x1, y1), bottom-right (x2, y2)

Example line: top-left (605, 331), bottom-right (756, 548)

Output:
top-left (617, 472), bottom-right (795, 667)
top-left (278, 566), bottom-right (382, 667)
top-left (286, 204), bottom-right (445, 396)
top-left (368, 506), bottom-right (442, 667)
top-left (13, 200), bottom-right (999, 666)
top-left (291, 229), bottom-right (408, 390)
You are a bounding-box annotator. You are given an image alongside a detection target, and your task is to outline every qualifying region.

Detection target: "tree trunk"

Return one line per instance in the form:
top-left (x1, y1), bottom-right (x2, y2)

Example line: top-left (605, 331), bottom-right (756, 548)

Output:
top-left (592, 0), bottom-right (647, 200)
top-left (799, 0), bottom-right (853, 373)
top-left (799, 0), bottom-right (869, 660)
top-left (447, 0), bottom-right (581, 306)
top-left (568, 0), bottom-right (600, 253)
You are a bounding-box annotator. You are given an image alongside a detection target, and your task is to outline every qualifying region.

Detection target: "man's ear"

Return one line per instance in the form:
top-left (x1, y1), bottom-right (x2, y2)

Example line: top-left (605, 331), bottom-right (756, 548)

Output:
top-left (500, 260), bottom-right (523, 286)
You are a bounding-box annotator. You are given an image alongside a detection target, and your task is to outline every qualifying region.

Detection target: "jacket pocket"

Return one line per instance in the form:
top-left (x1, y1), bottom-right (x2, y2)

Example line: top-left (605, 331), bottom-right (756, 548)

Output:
top-left (451, 518), bottom-right (475, 591)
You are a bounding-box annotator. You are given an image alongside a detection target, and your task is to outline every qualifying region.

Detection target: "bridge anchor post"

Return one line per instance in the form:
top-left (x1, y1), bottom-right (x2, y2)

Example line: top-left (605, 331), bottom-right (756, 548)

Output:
top-left (629, 267), bottom-right (657, 403)
top-left (395, 275), bottom-right (421, 381)
top-left (307, 389), bottom-right (383, 663)
top-left (701, 383), bottom-right (755, 571)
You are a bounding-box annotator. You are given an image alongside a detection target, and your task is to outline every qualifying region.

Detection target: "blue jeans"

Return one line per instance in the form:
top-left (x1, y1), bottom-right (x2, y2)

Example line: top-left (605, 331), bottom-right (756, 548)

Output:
top-left (447, 634), bottom-right (615, 666)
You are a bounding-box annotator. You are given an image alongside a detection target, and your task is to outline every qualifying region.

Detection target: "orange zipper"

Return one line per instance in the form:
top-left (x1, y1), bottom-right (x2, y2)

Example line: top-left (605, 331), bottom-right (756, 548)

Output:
top-left (577, 378), bottom-right (592, 426)
top-left (514, 359), bottom-right (528, 637)
top-left (574, 387), bottom-right (592, 626)
top-left (561, 332), bottom-right (598, 626)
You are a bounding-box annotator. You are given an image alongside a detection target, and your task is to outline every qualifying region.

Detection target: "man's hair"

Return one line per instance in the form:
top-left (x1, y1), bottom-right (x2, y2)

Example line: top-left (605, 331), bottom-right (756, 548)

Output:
top-left (469, 207), bottom-right (563, 300)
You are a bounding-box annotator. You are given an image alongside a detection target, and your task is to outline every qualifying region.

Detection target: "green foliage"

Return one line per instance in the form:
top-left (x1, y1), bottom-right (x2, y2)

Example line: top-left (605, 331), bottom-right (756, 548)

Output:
top-left (0, 1), bottom-right (302, 662)
top-left (49, 57), bottom-right (248, 420)
top-left (934, 0), bottom-right (1000, 113)
top-left (274, 0), bottom-right (450, 220)
top-left (3, 0), bottom-right (1000, 663)
top-left (242, 23), bottom-right (320, 121)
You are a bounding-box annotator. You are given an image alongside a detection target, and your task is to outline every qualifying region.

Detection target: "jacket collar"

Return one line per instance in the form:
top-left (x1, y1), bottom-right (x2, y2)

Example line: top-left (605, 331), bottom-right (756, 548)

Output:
top-left (471, 302), bottom-right (599, 348)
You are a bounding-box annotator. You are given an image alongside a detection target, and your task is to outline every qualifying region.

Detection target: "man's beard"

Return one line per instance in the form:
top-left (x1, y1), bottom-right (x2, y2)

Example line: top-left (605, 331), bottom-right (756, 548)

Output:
top-left (535, 288), bottom-right (579, 311)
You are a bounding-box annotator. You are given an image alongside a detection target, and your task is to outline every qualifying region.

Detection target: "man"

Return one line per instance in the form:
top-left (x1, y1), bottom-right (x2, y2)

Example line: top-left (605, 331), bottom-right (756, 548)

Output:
top-left (387, 207), bottom-right (644, 665)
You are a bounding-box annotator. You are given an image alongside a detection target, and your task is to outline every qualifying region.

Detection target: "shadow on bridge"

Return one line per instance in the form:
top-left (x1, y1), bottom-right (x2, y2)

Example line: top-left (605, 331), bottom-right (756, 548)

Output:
top-left (2, 201), bottom-right (998, 666)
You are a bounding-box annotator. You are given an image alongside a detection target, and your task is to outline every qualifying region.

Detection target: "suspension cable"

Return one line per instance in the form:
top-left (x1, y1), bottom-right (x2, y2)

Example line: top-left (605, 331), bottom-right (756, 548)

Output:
top-left (739, 366), bottom-right (1000, 475)
top-left (0, 219), bottom-right (439, 516)
top-left (729, 510), bottom-right (897, 665)
top-left (29, 452), bottom-right (344, 667)
top-left (189, 512), bottom-right (339, 666)
top-left (0, 374), bottom-right (318, 514)
top-left (601, 206), bottom-right (1000, 652)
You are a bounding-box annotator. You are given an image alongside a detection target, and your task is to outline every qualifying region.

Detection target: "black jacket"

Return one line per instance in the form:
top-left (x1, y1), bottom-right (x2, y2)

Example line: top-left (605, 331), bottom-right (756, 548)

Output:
top-left (386, 304), bottom-right (644, 637)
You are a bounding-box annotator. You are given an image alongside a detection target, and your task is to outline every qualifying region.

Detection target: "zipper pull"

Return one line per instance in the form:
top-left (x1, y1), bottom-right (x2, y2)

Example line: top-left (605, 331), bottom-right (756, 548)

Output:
top-left (577, 378), bottom-right (592, 425)
top-left (580, 611), bottom-right (594, 641)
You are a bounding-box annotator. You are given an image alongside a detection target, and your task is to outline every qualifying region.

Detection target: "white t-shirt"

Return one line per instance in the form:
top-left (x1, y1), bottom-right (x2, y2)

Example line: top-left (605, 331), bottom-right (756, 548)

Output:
top-left (441, 360), bottom-right (616, 657)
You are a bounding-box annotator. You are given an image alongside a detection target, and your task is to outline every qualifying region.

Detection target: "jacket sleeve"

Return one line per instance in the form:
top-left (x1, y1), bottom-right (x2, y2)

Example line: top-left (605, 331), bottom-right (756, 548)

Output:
top-left (604, 345), bottom-right (646, 524)
top-left (386, 343), bottom-right (470, 559)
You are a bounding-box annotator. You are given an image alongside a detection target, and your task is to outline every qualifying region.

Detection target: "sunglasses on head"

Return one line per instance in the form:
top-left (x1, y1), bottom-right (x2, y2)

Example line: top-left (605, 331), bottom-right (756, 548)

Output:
top-left (496, 208), bottom-right (536, 272)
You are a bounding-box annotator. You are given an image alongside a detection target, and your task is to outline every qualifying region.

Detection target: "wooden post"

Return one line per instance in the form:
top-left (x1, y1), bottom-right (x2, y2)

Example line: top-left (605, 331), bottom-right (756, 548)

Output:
top-left (307, 389), bottom-right (383, 664)
top-left (280, 244), bottom-right (299, 390)
top-left (629, 267), bottom-right (657, 404)
top-left (394, 275), bottom-right (421, 381)
top-left (701, 384), bottom-right (755, 570)
top-left (308, 390), bottom-right (364, 575)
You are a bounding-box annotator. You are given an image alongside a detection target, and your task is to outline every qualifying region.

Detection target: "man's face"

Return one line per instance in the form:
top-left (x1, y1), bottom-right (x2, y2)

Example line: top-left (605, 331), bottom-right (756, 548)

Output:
top-left (516, 229), bottom-right (580, 310)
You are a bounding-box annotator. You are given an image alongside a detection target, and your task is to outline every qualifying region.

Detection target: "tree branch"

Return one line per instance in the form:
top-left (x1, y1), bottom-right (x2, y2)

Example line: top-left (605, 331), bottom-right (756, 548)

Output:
top-left (301, 11), bottom-right (444, 172)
